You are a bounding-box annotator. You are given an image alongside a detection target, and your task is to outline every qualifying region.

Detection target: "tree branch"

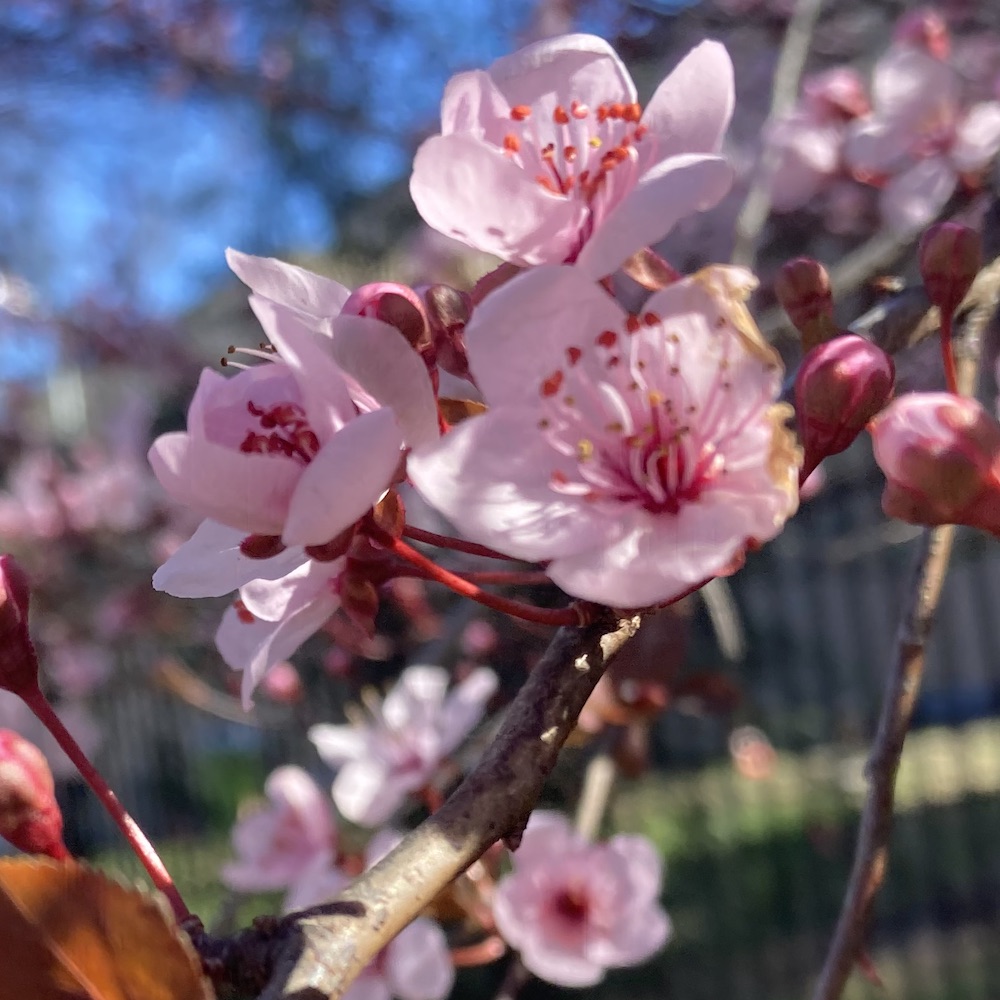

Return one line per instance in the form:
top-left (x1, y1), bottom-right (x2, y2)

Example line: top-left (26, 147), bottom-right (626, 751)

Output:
top-left (258, 612), bottom-right (642, 1000)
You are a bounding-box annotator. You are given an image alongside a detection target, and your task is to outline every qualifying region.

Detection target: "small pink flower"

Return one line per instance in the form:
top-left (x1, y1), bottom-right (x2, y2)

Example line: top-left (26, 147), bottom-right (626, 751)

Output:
top-left (409, 265), bottom-right (801, 608)
top-left (870, 392), bottom-right (1000, 533)
top-left (845, 45), bottom-right (1000, 231)
top-left (410, 35), bottom-right (734, 278)
top-left (493, 811), bottom-right (670, 986)
top-left (221, 765), bottom-right (336, 893)
top-left (149, 250), bottom-right (438, 550)
top-left (309, 664), bottom-right (498, 826)
top-left (284, 832), bottom-right (454, 1000)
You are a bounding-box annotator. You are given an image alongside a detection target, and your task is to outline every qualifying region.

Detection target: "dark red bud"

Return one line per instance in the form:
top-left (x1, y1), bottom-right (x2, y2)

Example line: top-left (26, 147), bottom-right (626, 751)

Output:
top-left (919, 223), bottom-right (980, 318)
top-left (424, 284), bottom-right (472, 381)
top-left (795, 335), bottom-right (895, 474)
top-left (775, 258), bottom-right (836, 351)
top-left (0, 729), bottom-right (67, 858)
top-left (0, 555), bottom-right (39, 697)
top-left (304, 523), bottom-right (356, 563)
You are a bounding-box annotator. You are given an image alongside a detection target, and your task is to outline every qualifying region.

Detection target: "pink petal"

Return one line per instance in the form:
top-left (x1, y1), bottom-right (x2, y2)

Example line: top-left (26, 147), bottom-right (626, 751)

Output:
top-left (518, 939), bottom-right (605, 988)
top-left (249, 295), bottom-right (356, 441)
top-left (342, 976), bottom-right (391, 1000)
top-left (440, 667), bottom-right (498, 752)
top-left (440, 69), bottom-right (509, 141)
top-left (227, 248), bottom-right (351, 318)
top-left (871, 45), bottom-right (958, 127)
top-left (765, 115), bottom-right (842, 212)
top-left (385, 920), bottom-right (455, 1000)
top-left (487, 33), bottom-right (635, 113)
top-left (332, 758), bottom-right (400, 825)
top-left (330, 315), bottom-right (439, 449)
top-left (880, 157), bottom-right (957, 233)
top-left (590, 904), bottom-right (670, 967)
top-left (844, 119), bottom-right (910, 175)
top-left (217, 583), bottom-right (339, 707)
top-left (410, 134), bottom-right (586, 266)
top-left (309, 724), bottom-right (369, 765)
top-left (148, 433), bottom-right (300, 536)
top-left (408, 408), bottom-right (620, 563)
top-left (282, 860), bottom-right (351, 914)
top-left (574, 153), bottom-right (733, 279)
top-left (952, 102), bottom-right (1000, 172)
top-left (464, 264), bottom-right (625, 407)
top-left (240, 560), bottom-right (339, 621)
top-left (606, 834), bottom-right (662, 905)
top-left (641, 41), bottom-right (734, 159)
top-left (381, 665), bottom-right (449, 731)
top-left (282, 408), bottom-right (401, 547)
top-left (152, 519), bottom-right (306, 598)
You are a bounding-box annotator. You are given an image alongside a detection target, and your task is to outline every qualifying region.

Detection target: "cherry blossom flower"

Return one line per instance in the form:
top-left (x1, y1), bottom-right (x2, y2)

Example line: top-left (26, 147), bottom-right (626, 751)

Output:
top-left (844, 45), bottom-right (1000, 231)
top-left (221, 765), bottom-right (336, 893)
top-left (765, 67), bottom-right (868, 213)
top-left (410, 34), bottom-right (735, 278)
top-left (492, 811), bottom-right (670, 986)
top-left (148, 249), bottom-right (438, 551)
top-left (283, 830), bottom-right (454, 1000)
top-left (870, 392), bottom-right (1000, 534)
top-left (408, 265), bottom-right (801, 608)
top-left (309, 664), bottom-right (498, 826)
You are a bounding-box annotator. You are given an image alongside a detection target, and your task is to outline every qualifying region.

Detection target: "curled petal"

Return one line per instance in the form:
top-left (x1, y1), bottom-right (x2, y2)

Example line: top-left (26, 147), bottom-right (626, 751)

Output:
top-left (227, 248), bottom-right (351, 318)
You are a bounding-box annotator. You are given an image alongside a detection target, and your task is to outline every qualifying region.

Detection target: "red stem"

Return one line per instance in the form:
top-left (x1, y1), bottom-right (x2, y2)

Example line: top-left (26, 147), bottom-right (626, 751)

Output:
top-left (367, 524), bottom-right (587, 627)
top-left (22, 687), bottom-right (190, 922)
top-left (941, 312), bottom-right (959, 395)
top-left (459, 570), bottom-right (552, 586)
top-left (402, 524), bottom-right (520, 561)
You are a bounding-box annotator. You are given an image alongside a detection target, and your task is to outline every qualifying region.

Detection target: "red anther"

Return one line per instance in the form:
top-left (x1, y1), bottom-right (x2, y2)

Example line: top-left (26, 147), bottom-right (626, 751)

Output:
top-left (510, 105), bottom-right (531, 121)
top-left (551, 469), bottom-right (569, 485)
top-left (623, 102), bottom-right (642, 122)
top-left (597, 104), bottom-right (609, 123)
top-left (625, 315), bottom-right (641, 333)
top-left (612, 145), bottom-right (630, 163)
top-left (239, 534), bottom-right (287, 560)
top-left (233, 598), bottom-right (255, 625)
top-left (596, 330), bottom-right (618, 348)
top-left (566, 346), bottom-right (583, 366)
top-left (571, 100), bottom-right (589, 119)
top-left (503, 133), bottom-right (521, 153)
top-left (606, 356), bottom-right (621, 368)
top-left (608, 102), bottom-right (625, 119)
top-left (564, 145), bottom-right (578, 162)
top-left (634, 123), bottom-right (649, 141)
top-left (536, 175), bottom-right (560, 194)
top-left (541, 143), bottom-right (556, 160)
top-left (541, 371), bottom-right (564, 397)
top-left (600, 151), bottom-right (618, 171)
top-left (643, 311), bottom-right (661, 326)
top-left (553, 105), bottom-right (570, 125)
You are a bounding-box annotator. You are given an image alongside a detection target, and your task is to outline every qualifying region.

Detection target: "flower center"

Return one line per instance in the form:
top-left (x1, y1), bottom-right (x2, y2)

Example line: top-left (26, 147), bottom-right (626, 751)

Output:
top-left (552, 885), bottom-right (590, 924)
top-left (536, 313), bottom-right (733, 515)
top-left (239, 400), bottom-right (319, 463)
top-left (502, 100), bottom-right (648, 204)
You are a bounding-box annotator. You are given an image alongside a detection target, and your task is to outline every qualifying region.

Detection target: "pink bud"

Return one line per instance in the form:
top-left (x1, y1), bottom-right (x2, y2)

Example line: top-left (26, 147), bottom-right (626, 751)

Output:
top-left (919, 223), bottom-right (981, 317)
top-left (870, 392), bottom-right (1000, 533)
top-left (802, 67), bottom-right (870, 122)
top-left (260, 661), bottom-right (304, 704)
top-left (0, 729), bottom-right (67, 858)
top-left (893, 8), bottom-right (951, 60)
top-left (0, 555), bottom-right (40, 697)
top-left (795, 335), bottom-right (895, 473)
top-left (775, 258), bottom-right (836, 351)
top-left (342, 281), bottom-right (431, 352)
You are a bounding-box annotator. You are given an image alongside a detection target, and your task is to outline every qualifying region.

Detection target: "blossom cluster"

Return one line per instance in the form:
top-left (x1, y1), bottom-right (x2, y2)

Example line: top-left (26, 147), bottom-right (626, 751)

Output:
top-left (767, 7), bottom-right (1000, 231)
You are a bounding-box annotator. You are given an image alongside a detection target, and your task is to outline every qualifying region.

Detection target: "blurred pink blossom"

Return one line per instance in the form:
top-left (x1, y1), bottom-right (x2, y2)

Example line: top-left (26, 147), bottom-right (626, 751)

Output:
top-left (493, 811), bottom-right (670, 986)
top-left (409, 265), bottom-right (800, 607)
top-left (410, 34), bottom-right (734, 278)
top-left (45, 642), bottom-right (113, 699)
top-left (309, 664), bottom-right (497, 826)
top-left (845, 45), bottom-right (1000, 231)
top-left (221, 765), bottom-right (336, 893)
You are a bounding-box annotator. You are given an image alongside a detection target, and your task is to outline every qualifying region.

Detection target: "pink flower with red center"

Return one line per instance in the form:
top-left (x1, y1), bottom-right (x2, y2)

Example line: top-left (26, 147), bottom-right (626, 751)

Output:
top-left (221, 765), bottom-right (336, 893)
top-left (410, 34), bottom-right (734, 278)
top-left (844, 44), bottom-right (1000, 232)
top-left (309, 664), bottom-right (498, 826)
top-left (870, 392), bottom-right (1000, 534)
top-left (493, 811), bottom-right (670, 987)
top-left (408, 265), bottom-right (801, 608)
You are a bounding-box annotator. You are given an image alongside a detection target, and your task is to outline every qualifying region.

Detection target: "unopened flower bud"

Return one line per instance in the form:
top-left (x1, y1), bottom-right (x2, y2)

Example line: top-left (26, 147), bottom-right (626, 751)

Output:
top-left (0, 555), bottom-right (39, 697)
top-left (775, 258), bottom-right (836, 351)
top-left (424, 284), bottom-right (472, 381)
top-left (343, 281), bottom-right (431, 352)
top-left (0, 729), bottom-right (67, 858)
top-left (919, 223), bottom-right (981, 318)
top-left (870, 392), bottom-right (1000, 533)
top-left (893, 7), bottom-right (950, 60)
top-left (795, 335), bottom-right (895, 474)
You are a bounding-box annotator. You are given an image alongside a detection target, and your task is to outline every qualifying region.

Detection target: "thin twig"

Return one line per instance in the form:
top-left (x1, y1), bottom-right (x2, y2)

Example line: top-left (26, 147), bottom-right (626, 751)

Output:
top-left (259, 613), bottom-right (642, 1000)
top-left (731, 0), bottom-right (825, 267)
top-left (810, 258), bottom-right (1000, 1000)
